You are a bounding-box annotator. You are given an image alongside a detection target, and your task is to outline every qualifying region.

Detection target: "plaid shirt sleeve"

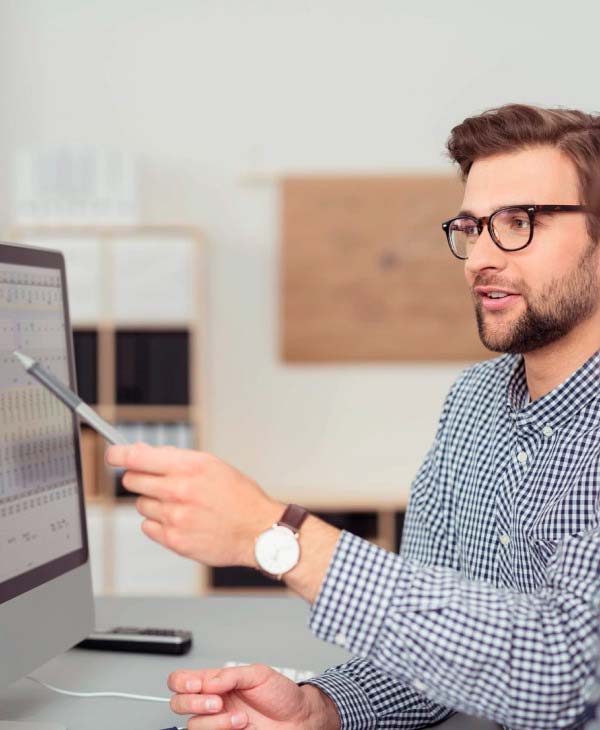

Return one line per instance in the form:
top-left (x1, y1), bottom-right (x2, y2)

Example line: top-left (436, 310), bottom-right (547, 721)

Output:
top-left (300, 446), bottom-right (456, 729)
top-left (302, 655), bottom-right (454, 729)
top-left (305, 526), bottom-right (600, 730)
top-left (300, 379), bottom-right (464, 729)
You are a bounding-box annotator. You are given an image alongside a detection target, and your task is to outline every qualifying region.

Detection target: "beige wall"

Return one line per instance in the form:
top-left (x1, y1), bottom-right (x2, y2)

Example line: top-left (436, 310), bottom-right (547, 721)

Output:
top-left (0, 0), bottom-right (596, 501)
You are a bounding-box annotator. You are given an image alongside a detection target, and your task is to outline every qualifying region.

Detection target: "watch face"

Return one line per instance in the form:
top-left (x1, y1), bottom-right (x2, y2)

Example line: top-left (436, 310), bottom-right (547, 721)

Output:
top-left (254, 525), bottom-right (300, 576)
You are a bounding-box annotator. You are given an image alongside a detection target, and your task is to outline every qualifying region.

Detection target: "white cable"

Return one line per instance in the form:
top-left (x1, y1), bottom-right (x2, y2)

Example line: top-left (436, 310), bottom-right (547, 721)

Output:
top-left (27, 675), bottom-right (171, 703)
top-left (28, 676), bottom-right (187, 729)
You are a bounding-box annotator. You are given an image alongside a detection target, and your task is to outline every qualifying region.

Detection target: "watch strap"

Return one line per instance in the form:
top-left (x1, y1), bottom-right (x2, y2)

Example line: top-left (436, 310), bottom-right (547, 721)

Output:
top-left (278, 504), bottom-right (309, 534)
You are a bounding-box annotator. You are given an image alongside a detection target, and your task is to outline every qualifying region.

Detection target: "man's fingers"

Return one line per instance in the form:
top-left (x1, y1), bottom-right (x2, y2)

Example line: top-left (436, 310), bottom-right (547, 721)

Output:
top-left (140, 518), bottom-right (167, 545)
top-left (106, 442), bottom-right (201, 475)
top-left (168, 665), bottom-right (268, 695)
top-left (168, 669), bottom-right (225, 693)
top-left (168, 669), bottom-right (203, 693)
top-left (139, 520), bottom-right (192, 557)
top-left (122, 471), bottom-right (167, 498)
top-left (170, 693), bottom-right (223, 715)
top-left (201, 665), bottom-right (270, 694)
top-left (136, 496), bottom-right (166, 522)
top-left (187, 712), bottom-right (249, 730)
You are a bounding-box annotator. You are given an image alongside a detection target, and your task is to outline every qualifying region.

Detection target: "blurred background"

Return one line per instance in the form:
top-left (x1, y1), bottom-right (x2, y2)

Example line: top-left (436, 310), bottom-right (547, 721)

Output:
top-left (0, 0), bottom-right (596, 596)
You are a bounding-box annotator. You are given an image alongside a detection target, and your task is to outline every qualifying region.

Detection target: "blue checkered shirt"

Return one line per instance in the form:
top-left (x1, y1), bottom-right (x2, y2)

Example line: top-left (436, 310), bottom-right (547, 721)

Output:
top-left (303, 350), bottom-right (600, 729)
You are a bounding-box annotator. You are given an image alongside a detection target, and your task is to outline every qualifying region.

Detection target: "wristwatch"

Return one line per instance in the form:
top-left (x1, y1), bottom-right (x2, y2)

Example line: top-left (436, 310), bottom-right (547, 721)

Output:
top-left (254, 504), bottom-right (309, 580)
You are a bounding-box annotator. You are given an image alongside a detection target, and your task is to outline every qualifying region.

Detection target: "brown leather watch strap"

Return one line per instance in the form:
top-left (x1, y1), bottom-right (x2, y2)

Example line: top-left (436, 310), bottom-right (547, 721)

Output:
top-left (278, 504), bottom-right (309, 534)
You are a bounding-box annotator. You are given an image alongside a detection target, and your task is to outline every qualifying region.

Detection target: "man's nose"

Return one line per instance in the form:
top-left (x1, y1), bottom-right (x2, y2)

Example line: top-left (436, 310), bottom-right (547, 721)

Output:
top-left (464, 225), bottom-right (507, 275)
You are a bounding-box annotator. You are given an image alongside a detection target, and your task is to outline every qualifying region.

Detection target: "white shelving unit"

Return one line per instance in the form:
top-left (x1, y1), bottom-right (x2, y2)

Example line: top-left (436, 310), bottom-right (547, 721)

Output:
top-left (6, 225), bottom-right (207, 595)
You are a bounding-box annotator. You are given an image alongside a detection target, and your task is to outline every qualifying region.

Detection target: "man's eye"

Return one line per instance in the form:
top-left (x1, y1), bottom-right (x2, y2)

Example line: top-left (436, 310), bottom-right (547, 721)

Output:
top-left (511, 217), bottom-right (530, 230)
top-left (454, 223), bottom-right (478, 236)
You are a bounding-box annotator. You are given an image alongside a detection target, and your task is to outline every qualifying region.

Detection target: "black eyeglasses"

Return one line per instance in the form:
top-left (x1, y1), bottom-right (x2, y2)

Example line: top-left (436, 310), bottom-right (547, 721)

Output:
top-left (441, 204), bottom-right (589, 260)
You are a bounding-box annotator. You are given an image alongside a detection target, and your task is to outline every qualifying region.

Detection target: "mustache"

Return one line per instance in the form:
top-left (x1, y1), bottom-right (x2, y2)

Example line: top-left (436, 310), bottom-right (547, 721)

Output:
top-left (471, 276), bottom-right (527, 295)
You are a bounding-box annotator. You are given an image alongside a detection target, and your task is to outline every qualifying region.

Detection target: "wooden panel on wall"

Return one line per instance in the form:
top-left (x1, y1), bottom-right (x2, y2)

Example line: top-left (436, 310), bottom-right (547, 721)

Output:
top-left (281, 175), bottom-right (491, 362)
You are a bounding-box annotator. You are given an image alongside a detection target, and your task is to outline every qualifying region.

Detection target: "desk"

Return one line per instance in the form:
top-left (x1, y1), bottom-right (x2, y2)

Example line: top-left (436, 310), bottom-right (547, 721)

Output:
top-left (0, 596), bottom-right (497, 729)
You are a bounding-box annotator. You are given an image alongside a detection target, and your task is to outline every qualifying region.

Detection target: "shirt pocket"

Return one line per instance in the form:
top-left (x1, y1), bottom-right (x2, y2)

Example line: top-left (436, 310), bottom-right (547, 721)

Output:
top-left (527, 483), bottom-right (598, 543)
top-left (526, 439), bottom-right (600, 542)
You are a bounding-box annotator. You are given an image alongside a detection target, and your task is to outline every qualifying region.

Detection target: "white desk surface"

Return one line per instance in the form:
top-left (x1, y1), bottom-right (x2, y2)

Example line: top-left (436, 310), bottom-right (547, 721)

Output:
top-left (0, 595), bottom-right (497, 729)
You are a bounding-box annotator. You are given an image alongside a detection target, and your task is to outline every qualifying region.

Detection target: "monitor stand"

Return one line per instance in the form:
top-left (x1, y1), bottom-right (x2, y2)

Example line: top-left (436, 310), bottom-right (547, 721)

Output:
top-left (0, 720), bottom-right (67, 730)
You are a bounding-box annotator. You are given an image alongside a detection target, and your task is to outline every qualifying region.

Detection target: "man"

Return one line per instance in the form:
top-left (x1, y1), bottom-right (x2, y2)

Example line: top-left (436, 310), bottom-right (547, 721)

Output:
top-left (106, 104), bottom-right (600, 729)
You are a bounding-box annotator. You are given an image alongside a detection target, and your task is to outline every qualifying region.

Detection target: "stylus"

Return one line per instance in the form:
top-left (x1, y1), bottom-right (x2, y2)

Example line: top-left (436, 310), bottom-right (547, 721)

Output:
top-left (13, 350), bottom-right (129, 445)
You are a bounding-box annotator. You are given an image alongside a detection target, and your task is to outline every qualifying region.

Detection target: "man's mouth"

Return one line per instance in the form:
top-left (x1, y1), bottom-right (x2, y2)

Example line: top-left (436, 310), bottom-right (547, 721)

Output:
top-left (474, 286), bottom-right (522, 311)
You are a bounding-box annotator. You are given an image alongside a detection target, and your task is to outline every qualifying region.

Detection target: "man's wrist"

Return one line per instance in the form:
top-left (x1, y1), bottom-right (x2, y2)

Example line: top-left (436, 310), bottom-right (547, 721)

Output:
top-left (300, 683), bottom-right (341, 730)
top-left (283, 514), bottom-right (341, 603)
top-left (248, 502), bottom-right (341, 603)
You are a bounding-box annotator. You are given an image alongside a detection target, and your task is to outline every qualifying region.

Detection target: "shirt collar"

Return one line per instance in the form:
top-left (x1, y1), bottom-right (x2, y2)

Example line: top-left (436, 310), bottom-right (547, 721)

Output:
top-left (506, 348), bottom-right (600, 430)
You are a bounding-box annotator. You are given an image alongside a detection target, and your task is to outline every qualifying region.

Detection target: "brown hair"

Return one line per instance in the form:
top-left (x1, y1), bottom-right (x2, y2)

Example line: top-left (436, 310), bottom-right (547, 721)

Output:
top-left (446, 103), bottom-right (600, 242)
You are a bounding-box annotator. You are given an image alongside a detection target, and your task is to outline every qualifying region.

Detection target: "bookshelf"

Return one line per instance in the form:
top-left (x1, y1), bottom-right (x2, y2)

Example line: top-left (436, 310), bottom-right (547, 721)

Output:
top-left (5, 224), bottom-right (408, 595)
top-left (6, 224), bottom-right (207, 594)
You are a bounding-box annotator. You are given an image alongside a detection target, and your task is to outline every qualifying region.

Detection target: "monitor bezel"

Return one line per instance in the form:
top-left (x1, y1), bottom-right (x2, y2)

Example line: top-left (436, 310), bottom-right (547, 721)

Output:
top-left (0, 240), bottom-right (90, 605)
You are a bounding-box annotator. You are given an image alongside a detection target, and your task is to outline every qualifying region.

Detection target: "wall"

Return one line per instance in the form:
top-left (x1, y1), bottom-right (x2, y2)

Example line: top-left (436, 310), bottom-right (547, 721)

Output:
top-left (0, 0), bottom-right (597, 501)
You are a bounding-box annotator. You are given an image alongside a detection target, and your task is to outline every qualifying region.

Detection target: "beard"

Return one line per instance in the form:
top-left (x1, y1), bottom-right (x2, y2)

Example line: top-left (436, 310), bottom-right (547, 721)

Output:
top-left (474, 243), bottom-right (600, 354)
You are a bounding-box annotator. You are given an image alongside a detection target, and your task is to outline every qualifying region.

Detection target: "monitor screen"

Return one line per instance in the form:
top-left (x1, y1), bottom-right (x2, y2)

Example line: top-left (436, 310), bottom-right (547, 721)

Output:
top-left (0, 247), bottom-right (88, 605)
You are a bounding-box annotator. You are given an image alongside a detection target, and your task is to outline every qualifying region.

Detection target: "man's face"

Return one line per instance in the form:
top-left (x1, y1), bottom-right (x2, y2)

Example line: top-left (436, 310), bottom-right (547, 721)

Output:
top-left (462, 146), bottom-right (600, 354)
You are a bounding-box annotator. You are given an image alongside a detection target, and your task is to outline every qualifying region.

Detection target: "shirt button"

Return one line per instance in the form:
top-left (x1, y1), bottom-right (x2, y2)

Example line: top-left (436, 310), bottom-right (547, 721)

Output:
top-left (413, 679), bottom-right (427, 693)
top-left (542, 426), bottom-right (554, 437)
top-left (335, 632), bottom-right (347, 647)
top-left (517, 451), bottom-right (528, 464)
top-left (499, 533), bottom-right (510, 546)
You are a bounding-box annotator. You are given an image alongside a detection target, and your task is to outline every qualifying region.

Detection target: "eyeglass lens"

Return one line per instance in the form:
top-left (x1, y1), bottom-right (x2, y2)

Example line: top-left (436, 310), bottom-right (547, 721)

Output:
top-left (449, 207), bottom-right (532, 258)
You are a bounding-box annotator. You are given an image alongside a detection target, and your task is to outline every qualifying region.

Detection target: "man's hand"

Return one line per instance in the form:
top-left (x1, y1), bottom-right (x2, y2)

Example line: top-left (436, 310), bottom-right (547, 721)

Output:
top-left (105, 442), bottom-right (282, 568)
top-left (105, 442), bottom-right (342, 602)
top-left (168, 664), bottom-right (341, 730)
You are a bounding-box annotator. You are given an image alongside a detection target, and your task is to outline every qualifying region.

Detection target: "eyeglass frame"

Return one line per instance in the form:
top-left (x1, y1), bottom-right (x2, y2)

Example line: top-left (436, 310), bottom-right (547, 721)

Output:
top-left (441, 204), bottom-right (590, 260)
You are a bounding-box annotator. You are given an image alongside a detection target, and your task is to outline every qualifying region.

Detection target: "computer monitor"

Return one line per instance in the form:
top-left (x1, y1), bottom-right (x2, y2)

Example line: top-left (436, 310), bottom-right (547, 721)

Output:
top-left (0, 241), bottom-right (94, 729)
